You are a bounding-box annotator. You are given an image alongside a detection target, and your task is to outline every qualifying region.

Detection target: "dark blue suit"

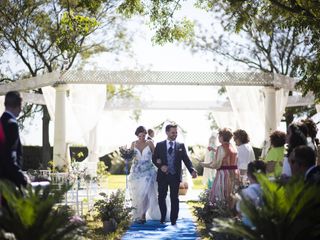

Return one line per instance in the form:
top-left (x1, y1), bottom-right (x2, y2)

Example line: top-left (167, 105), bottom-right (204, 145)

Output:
top-left (152, 140), bottom-right (195, 223)
top-left (305, 165), bottom-right (320, 184)
top-left (0, 112), bottom-right (27, 187)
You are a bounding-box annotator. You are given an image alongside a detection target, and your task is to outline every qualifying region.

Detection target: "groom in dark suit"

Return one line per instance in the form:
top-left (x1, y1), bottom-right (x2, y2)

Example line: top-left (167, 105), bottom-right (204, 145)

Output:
top-left (152, 124), bottom-right (197, 225)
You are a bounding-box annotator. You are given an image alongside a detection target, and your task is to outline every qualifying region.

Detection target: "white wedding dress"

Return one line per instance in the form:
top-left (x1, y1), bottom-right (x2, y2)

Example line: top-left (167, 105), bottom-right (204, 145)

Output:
top-left (128, 145), bottom-right (168, 220)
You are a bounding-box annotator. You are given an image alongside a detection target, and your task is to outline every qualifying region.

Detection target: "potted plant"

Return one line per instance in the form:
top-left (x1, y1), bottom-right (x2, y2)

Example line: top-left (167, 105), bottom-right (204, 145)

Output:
top-left (93, 190), bottom-right (132, 233)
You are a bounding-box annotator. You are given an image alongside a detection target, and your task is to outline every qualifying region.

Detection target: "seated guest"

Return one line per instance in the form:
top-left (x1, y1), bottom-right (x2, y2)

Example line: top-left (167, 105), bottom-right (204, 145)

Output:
top-left (264, 130), bottom-right (286, 177)
top-left (282, 123), bottom-right (307, 178)
top-left (301, 118), bottom-right (318, 151)
top-left (301, 118), bottom-right (319, 164)
top-left (237, 160), bottom-right (267, 227)
top-left (289, 145), bottom-right (320, 184)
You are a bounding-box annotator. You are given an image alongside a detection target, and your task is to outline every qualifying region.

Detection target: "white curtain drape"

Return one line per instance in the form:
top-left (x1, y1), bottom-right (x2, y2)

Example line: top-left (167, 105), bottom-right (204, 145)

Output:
top-left (42, 85), bottom-right (106, 172)
top-left (275, 89), bottom-right (289, 124)
top-left (226, 86), bottom-right (266, 147)
top-left (42, 86), bottom-right (83, 144)
top-left (68, 84), bottom-right (106, 162)
top-left (213, 111), bottom-right (238, 131)
top-left (226, 86), bottom-right (288, 148)
top-left (0, 96), bottom-right (4, 115)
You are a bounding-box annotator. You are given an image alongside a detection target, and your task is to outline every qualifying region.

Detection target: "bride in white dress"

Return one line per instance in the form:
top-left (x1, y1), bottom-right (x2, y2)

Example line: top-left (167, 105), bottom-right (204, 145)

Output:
top-left (128, 126), bottom-right (162, 223)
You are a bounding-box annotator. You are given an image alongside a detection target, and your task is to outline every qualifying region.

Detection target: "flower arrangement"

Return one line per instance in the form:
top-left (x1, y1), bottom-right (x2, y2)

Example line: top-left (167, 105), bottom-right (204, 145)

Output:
top-left (119, 146), bottom-right (135, 161)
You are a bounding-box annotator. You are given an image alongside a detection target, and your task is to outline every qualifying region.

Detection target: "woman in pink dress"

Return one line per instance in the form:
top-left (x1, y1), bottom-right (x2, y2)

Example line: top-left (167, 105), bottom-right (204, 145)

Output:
top-left (207, 128), bottom-right (239, 206)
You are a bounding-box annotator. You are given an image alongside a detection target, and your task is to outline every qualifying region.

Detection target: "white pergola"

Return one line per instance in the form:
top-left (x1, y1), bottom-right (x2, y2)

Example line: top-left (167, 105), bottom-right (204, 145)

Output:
top-left (0, 70), bottom-right (309, 169)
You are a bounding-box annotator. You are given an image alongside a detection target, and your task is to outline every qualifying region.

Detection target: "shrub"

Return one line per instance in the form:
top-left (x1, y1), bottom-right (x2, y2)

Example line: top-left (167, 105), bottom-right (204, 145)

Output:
top-left (96, 161), bottom-right (110, 179)
top-left (193, 190), bottom-right (239, 240)
top-left (0, 180), bottom-right (84, 240)
top-left (100, 151), bottom-right (131, 174)
top-left (193, 190), bottom-right (235, 224)
top-left (93, 190), bottom-right (133, 224)
top-left (189, 145), bottom-right (206, 176)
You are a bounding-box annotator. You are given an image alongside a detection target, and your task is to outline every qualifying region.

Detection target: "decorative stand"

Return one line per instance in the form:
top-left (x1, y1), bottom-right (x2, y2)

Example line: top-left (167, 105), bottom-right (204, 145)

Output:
top-left (119, 146), bottom-right (135, 208)
top-left (124, 157), bottom-right (131, 207)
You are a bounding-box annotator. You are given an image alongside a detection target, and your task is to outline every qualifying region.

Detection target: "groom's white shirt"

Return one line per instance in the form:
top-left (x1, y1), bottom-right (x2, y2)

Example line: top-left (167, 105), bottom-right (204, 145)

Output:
top-left (166, 140), bottom-right (176, 150)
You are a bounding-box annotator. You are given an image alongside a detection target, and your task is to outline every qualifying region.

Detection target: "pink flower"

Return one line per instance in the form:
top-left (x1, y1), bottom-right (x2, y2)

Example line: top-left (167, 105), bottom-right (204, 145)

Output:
top-left (69, 215), bottom-right (84, 225)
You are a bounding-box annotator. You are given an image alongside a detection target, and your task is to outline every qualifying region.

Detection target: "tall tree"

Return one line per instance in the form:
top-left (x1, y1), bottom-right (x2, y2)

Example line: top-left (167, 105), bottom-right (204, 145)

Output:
top-left (119, 0), bottom-right (320, 101)
top-left (186, 7), bottom-right (316, 124)
top-left (117, 0), bottom-right (195, 44)
top-left (0, 0), bottom-right (131, 167)
top-left (189, 15), bottom-right (313, 77)
top-left (193, 0), bottom-right (320, 101)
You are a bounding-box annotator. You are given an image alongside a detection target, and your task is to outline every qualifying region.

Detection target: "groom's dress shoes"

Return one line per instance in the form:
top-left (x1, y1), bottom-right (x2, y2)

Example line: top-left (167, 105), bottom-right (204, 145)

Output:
top-left (171, 221), bottom-right (176, 226)
top-left (136, 219), bottom-right (146, 224)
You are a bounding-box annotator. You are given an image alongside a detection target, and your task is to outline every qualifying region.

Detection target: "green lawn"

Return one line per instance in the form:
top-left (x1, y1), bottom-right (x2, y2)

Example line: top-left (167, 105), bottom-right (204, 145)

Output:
top-left (192, 176), bottom-right (205, 190)
top-left (107, 175), bottom-right (205, 190)
top-left (107, 175), bottom-right (126, 189)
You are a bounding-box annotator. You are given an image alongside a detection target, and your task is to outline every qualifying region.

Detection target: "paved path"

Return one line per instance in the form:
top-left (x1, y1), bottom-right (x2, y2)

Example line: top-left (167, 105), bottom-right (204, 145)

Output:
top-left (122, 202), bottom-right (200, 240)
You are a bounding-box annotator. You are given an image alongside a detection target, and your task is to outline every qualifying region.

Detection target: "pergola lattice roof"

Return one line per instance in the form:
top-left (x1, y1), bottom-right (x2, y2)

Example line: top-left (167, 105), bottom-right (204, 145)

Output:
top-left (0, 70), bottom-right (296, 95)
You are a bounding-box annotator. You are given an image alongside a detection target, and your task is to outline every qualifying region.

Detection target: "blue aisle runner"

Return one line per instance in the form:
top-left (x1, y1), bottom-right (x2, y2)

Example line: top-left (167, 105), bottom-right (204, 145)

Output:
top-left (122, 202), bottom-right (199, 240)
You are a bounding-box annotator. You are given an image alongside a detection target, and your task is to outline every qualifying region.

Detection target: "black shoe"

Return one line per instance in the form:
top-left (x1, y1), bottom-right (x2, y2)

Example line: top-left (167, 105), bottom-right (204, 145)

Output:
top-left (136, 219), bottom-right (146, 224)
top-left (171, 221), bottom-right (176, 225)
top-left (160, 220), bottom-right (165, 224)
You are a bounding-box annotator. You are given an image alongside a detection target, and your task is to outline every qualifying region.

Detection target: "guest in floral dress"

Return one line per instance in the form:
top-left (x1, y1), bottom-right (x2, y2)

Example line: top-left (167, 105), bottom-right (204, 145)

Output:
top-left (204, 128), bottom-right (239, 206)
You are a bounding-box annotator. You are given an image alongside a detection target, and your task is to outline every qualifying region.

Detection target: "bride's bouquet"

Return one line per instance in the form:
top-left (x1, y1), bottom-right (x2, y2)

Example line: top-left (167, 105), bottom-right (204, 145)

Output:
top-left (119, 146), bottom-right (135, 161)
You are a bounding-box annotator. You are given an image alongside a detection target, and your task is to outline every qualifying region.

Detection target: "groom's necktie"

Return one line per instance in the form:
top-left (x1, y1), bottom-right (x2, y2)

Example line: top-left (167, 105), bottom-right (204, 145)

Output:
top-left (168, 141), bottom-right (173, 155)
top-left (168, 141), bottom-right (175, 175)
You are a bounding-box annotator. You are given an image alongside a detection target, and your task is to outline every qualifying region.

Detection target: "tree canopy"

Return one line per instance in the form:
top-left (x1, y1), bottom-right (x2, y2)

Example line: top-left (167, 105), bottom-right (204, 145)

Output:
top-left (199, 0), bottom-right (320, 101)
top-left (0, 0), bottom-right (133, 166)
top-left (119, 0), bottom-right (320, 102)
top-left (0, 0), bottom-right (130, 76)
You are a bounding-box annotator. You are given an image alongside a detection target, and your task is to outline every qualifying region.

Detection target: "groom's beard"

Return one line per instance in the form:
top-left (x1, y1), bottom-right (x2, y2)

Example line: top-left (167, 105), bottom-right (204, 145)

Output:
top-left (167, 135), bottom-right (177, 141)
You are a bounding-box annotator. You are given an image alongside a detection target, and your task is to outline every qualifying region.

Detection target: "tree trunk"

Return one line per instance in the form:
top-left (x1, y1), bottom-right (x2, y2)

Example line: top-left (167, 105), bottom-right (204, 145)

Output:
top-left (42, 105), bottom-right (51, 169)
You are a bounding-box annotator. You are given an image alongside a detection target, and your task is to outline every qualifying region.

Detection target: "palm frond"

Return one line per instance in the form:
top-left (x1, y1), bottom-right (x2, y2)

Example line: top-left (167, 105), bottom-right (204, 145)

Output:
top-left (214, 174), bottom-right (320, 240)
top-left (0, 180), bottom-right (84, 240)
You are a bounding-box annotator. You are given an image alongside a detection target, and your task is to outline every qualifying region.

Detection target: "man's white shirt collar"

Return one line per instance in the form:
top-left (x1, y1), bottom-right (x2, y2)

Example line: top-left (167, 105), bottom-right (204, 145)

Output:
top-left (5, 111), bottom-right (16, 120)
top-left (166, 140), bottom-right (175, 149)
top-left (305, 165), bottom-right (317, 180)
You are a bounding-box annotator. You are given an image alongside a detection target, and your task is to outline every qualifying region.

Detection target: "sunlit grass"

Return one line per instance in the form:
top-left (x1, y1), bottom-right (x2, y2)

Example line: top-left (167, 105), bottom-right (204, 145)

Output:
top-left (107, 175), bottom-right (126, 190)
top-left (84, 216), bottom-right (130, 240)
top-left (192, 176), bottom-right (205, 190)
top-left (106, 174), bottom-right (205, 190)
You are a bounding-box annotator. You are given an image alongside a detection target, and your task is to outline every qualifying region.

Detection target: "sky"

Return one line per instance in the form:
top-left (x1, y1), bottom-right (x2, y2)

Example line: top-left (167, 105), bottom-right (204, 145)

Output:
top-left (12, 1), bottom-right (319, 153)
top-left (19, 2), bottom-right (231, 152)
